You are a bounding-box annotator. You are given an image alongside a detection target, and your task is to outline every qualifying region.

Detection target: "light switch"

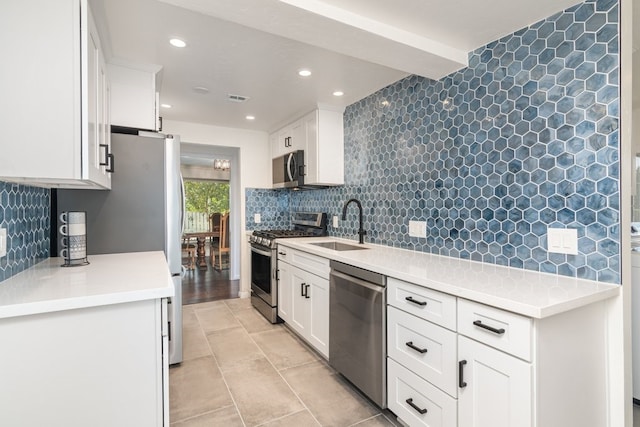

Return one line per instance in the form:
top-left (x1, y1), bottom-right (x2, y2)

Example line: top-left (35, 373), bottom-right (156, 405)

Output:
top-left (547, 228), bottom-right (578, 255)
top-left (409, 220), bottom-right (427, 238)
top-left (254, 213), bottom-right (261, 224)
top-left (0, 228), bottom-right (6, 258)
top-left (332, 216), bottom-right (339, 228)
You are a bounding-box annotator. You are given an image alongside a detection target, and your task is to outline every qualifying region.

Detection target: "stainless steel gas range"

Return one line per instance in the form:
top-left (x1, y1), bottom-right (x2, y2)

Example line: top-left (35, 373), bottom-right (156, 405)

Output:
top-left (250, 212), bottom-right (327, 323)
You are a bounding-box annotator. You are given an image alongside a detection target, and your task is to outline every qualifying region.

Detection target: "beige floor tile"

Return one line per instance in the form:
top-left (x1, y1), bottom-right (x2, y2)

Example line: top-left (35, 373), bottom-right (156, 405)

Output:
top-left (257, 409), bottom-right (321, 427)
top-left (233, 306), bottom-right (275, 333)
top-left (224, 297), bottom-right (252, 312)
top-left (196, 303), bottom-right (241, 333)
top-left (223, 357), bottom-right (304, 426)
top-left (182, 306), bottom-right (199, 328)
top-left (171, 405), bottom-right (244, 427)
top-left (351, 414), bottom-right (396, 427)
top-left (206, 326), bottom-right (264, 371)
top-left (182, 324), bottom-right (212, 361)
top-left (190, 300), bottom-right (227, 311)
top-left (169, 356), bottom-right (234, 423)
top-left (252, 328), bottom-right (318, 370)
top-left (281, 361), bottom-right (380, 427)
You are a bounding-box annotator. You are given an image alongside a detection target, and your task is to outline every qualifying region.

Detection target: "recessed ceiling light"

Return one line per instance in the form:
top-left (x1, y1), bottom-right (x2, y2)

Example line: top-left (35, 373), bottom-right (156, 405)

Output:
top-left (161, 103), bottom-right (172, 108)
top-left (333, 91), bottom-right (344, 97)
top-left (246, 115), bottom-right (255, 120)
top-left (298, 69), bottom-right (312, 77)
top-left (169, 38), bottom-right (186, 48)
top-left (193, 86), bottom-right (210, 94)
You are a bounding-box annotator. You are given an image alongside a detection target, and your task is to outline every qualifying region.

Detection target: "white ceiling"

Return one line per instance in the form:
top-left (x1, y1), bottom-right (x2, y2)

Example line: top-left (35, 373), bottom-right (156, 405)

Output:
top-left (90, 0), bottom-right (593, 132)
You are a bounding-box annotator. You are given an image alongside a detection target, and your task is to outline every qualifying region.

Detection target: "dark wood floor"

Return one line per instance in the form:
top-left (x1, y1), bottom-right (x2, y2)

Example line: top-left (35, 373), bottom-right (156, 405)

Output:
top-left (181, 259), bottom-right (239, 305)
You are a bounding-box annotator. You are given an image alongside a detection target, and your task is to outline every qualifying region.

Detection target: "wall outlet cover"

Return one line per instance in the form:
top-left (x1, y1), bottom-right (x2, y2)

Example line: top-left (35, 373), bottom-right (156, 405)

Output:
top-left (332, 216), bottom-right (339, 228)
top-left (0, 228), bottom-right (6, 258)
top-left (409, 220), bottom-right (427, 238)
top-left (547, 228), bottom-right (578, 255)
top-left (254, 213), bottom-right (261, 224)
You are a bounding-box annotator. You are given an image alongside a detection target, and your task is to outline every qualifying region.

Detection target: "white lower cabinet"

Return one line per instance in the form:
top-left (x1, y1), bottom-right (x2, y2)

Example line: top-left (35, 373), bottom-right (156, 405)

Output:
top-left (457, 336), bottom-right (532, 427)
top-left (387, 277), bottom-right (609, 427)
top-left (0, 298), bottom-right (168, 426)
top-left (387, 358), bottom-right (457, 427)
top-left (277, 247), bottom-right (330, 358)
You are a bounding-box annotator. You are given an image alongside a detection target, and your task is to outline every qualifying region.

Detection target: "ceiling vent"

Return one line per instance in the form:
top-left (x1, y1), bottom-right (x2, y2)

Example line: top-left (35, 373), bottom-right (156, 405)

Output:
top-left (227, 94), bottom-right (250, 103)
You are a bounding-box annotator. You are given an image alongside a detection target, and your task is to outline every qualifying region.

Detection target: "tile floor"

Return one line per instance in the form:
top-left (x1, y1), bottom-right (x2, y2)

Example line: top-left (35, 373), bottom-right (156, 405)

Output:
top-left (170, 298), bottom-right (402, 427)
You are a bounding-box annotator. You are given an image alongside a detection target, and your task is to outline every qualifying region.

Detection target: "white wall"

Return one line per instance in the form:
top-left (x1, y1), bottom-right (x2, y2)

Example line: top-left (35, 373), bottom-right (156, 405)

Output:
top-left (164, 120), bottom-right (271, 297)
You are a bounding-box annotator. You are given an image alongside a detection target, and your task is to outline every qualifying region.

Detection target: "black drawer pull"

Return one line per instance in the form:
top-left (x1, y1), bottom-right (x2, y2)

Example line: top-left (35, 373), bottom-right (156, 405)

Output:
top-left (473, 320), bottom-right (505, 335)
top-left (300, 283), bottom-right (306, 297)
top-left (405, 341), bottom-right (428, 354)
top-left (405, 398), bottom-right (427, 415)
top-left (305, 284), bottom-right (310, 299)
top-left (405, 296), bottom-right (427, 306)
top-left (459, 360), bottom-right (467, 388)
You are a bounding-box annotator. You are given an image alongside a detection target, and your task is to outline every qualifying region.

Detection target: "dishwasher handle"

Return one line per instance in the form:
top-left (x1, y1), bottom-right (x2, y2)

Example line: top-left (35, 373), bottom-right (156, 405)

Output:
top-left (330, 269), bottom-right (385, 293)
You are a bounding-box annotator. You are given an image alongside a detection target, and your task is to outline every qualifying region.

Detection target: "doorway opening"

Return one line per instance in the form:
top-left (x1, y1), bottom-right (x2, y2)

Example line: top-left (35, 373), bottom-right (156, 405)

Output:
top-left (180, 143), bottom-right (241, 304)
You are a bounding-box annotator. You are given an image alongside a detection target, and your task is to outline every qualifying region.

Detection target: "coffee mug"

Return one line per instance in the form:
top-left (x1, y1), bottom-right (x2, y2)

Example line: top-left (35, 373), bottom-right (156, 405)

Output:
top-left (60, 235), bottom-right (86, 260)
top-left (59, 223), bottom-right (86, 236)
top-left (60, 211), bottom-right (85, 224)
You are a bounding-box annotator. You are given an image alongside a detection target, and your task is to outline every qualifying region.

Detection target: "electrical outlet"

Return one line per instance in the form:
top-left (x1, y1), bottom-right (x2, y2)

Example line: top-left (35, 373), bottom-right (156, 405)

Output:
top-left (332, 216), bottom-right (339, 228)
top-left (547, 228), bottom-right (578, 255)
top-left (254, 213), bottom-right (261, 224)
top-left (0, 228), bottom-right (6, 258)
top-left (409, 220), bottom-right (427, 238)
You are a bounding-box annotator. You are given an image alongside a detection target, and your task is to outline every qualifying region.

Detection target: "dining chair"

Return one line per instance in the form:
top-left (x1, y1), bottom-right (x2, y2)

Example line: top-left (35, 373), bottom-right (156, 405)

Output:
top-left (211, 212), bottom-right (230, 270)
top-left (181, 236), bottom-right (196, 270)
top-left (208, 212), bottom-right (221, 242)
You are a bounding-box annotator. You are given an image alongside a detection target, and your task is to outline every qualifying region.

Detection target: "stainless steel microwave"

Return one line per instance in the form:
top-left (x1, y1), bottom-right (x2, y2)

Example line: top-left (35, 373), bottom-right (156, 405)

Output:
top-left (273, 150), bottom-right (305, 188)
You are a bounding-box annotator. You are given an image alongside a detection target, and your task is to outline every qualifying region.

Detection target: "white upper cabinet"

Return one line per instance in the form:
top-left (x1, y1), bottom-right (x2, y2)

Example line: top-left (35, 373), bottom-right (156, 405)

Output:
top-left (271, 119), bottom-right (304, 158)
top-left (0, 0), bottom-right (111, 189)
top-left (270, 106), bottom-right (344, 187)
top-left (108, 63), bottom-right (161, 132)
top-left (303, 107), bottom-right (344, 186)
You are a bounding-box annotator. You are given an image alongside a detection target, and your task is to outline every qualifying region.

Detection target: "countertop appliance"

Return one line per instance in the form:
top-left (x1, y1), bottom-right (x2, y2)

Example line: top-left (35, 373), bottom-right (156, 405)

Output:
top-left (250, 212), bottom-right (327, 322)
top-left (329, 260), bottom-right (387, 408)
top-left (56, 130), bottom-right (183, 365)
top-left (272, 150), bottom-right (305, 188)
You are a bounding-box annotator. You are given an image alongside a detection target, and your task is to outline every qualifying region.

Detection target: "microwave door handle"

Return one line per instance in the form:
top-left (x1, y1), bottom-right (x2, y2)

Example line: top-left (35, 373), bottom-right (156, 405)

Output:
top-left (287, 152), bottom-right (295, 181)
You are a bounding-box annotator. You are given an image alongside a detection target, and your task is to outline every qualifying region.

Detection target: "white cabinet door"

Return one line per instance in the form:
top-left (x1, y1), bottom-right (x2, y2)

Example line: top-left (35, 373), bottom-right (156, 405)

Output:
top-left (277, 261), bottom-right (292, 322)
top-left (458, 336), bottom-right (532, 427)
top-left (307, 272), bottom-right (329, 358)
top-left (0, 0), bottom-right (110, 189)
top-left (289, 265), bottom-right (310, 337)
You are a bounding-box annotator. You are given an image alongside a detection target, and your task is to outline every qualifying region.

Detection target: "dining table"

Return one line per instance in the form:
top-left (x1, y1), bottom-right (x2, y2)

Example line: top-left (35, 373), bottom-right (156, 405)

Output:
top-left (182, 231), bottom-right (220, 269)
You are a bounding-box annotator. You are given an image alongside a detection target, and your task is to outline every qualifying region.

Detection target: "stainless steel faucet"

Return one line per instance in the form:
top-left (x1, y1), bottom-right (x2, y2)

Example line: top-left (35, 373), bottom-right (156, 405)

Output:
top-left (342, 198), bottom-right (366, 244)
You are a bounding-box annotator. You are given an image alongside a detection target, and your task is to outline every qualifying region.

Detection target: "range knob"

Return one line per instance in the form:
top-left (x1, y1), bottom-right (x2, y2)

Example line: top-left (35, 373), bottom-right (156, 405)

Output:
top-left (263, 238), bottom-right (271, 247)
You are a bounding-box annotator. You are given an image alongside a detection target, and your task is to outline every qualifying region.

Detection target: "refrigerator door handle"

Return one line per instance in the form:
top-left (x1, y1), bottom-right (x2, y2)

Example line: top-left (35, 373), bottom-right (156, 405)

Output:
top-left (180, 173), bottom-right (186, 233)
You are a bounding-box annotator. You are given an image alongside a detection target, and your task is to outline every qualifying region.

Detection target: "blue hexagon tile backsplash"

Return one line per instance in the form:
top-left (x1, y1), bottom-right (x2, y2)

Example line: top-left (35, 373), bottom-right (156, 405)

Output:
top-left (247, 0), bottom-right (620, 283)
top-left (0, 182), bottom-right (50, 282)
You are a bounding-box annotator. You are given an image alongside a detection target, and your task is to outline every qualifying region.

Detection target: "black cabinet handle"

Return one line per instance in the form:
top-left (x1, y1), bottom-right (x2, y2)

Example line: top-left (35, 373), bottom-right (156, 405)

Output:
top-left (99, 144), bottom-right (109, 166)
top-left (405, 296), bottom-right (427, 306)
top-left (305, 284), bottom-right (310, 299)
top-left (300, 283), bottom-right (306, 297)
top-left (473, 320), bottom-right (505, 335)
top-left (405, 341), bottom-right (428, 354)
top-left (405, 398), bottom-right (427, 415)
top-left (106, 153), bottom-right (114, 173)
top-left (278, 251), bottom-right (287, 256)
top-left (459, 360), bottom-right (467, 388)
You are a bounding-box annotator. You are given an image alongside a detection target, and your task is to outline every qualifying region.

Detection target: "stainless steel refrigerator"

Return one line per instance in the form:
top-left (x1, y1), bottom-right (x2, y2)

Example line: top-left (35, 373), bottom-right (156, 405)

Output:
top-left (57, 131), bottom-right (183, 365)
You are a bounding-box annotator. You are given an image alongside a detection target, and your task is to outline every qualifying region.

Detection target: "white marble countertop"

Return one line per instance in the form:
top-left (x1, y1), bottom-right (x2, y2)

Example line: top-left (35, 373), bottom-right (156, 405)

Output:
top-left (277, 237), bottom-right (620, 319)
top-left (0, 251), bottom-right (174, 319)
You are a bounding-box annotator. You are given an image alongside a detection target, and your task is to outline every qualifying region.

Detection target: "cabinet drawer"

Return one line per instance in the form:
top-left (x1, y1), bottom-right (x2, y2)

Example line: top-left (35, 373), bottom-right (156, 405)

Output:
top-left (277, 245), bottom-right (289, 263)
top-left (458, 299), bottom-right (532, 361)
top-left (288, 248), bottom-right (330, 279)
top-left (387, 278), bottom-right (456, 330)
top-left (387, 306), bottom-right (457, 397)
top-left (387, 358), bottom-right (457, 427)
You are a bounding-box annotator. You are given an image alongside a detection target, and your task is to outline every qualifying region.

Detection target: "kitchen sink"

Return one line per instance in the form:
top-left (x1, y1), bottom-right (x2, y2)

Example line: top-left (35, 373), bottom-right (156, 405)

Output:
top-left (310, 241), bottom-right (369, 251)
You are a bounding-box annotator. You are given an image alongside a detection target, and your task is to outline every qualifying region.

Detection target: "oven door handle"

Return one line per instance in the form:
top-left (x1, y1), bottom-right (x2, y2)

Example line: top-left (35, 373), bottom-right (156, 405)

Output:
top-left (250, 245), bottom-right (273, 257)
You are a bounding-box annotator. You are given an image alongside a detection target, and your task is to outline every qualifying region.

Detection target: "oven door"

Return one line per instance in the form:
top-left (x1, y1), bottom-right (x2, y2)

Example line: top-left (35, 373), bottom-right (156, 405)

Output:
top-left (251, 244), bottom-right (276, 306)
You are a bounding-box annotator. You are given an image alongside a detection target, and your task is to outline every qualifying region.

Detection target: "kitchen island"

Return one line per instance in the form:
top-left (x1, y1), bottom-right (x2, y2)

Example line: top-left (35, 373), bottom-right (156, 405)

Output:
top-left (0, 251), bottom-right (173, 427)
top-left (277, 237), bottom-right (620, 427)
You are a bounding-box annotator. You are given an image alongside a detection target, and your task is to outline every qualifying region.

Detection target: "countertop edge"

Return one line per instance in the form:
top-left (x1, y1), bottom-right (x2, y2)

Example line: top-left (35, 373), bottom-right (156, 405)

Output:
top-left (277, 238), bottom-right (621, 319)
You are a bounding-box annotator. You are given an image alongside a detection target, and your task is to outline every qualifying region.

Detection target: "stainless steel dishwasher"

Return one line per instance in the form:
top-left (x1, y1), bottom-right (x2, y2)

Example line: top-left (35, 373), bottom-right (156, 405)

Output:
top-left (329, 260), bottom-right (387, 408)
